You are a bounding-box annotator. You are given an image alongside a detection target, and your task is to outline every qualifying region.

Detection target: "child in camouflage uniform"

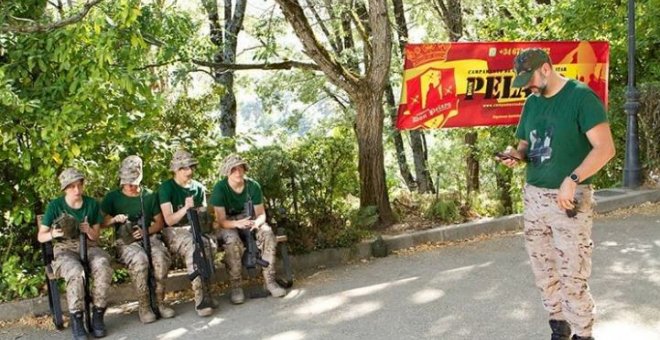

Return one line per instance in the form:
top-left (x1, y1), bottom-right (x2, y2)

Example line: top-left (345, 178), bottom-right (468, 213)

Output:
top-left (211, 154), bottom-right (286, 304)
top-left (37, 168), bottom-right (113, 340)
top-left (158, 149), bottom-right (217, 317)
top-left (101, 155), bottom-right (175, 323)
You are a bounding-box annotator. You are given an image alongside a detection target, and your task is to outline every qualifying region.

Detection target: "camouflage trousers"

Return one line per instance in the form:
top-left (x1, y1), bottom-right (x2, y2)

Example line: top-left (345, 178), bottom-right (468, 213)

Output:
top-left (116, 234), bottom-right (171, 296)
top-left (216, 223), bottom-right (278, 285)
top-left (52, 240), bottom-right (113, 312)
top-left (161, 226), bottom-right (216, 276)
top-left (523, 184), bottom-right (595, 337)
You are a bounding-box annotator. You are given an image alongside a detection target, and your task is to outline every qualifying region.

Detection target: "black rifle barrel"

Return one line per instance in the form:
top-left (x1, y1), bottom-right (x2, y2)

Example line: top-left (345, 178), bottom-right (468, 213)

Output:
top-left (79, 229), bottom-right (92, 332)
top-left (186, 208), bottom-right (214, 310)
top-left (140, 190), bottom-right (160, 318)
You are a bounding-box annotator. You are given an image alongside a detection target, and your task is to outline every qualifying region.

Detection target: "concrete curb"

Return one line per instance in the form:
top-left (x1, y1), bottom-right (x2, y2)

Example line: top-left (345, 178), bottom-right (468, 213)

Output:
top-left (1, 188), bottom-right (658, 322)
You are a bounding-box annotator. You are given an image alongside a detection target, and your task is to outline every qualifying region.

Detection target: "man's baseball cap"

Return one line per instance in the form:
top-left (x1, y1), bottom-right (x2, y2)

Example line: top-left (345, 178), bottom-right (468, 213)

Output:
top-left (512, 48), bottom-right (551, 88)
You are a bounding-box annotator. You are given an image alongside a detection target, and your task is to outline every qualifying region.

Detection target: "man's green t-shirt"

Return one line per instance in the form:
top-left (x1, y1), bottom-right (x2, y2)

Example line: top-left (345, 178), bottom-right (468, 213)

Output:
top-left (42, 195), bottom-right (103, 228)
top-left (101, 188), bottom-right (160, 233)
top-left (158, 178), bottom-right (206, 225)
top-left (209, 178), bottom-right (263, 217)
top-left (515, 79), bottom-right (608, 189)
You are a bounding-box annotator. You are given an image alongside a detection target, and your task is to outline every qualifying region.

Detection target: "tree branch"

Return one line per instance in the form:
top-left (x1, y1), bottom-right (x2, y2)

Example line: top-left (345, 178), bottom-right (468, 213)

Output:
top-left (305, 0), bottom-right (340, 53)
top-left (1, 0), bottom-right (105, 34)
top-left (275, 0), bottom-right (359, 94)
top-left (192, 59), bottom-right (320, 71)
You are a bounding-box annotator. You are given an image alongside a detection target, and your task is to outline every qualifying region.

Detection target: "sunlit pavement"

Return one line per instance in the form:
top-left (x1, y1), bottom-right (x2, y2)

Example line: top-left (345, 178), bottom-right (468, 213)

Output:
top-left (2, 209), bottom-right (659, 340)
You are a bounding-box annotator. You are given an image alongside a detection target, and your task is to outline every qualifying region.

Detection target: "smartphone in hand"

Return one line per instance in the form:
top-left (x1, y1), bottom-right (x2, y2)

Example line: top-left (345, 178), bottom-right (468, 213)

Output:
top-left (494, 152), bottom-right (521, 161)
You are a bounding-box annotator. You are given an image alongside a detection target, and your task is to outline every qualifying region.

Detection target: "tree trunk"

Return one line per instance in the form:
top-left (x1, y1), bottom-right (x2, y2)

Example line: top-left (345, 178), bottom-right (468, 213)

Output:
top-left (217, 71), bottom-right (237, 138)
top-left (391, 0), bottom-right (434, 193)
top-left (203, 0), bottom-right (246, 141)
top-left (385, 83), bottom-right (416, 191)
top-left (355, 90), bottom-right (395, 225)
top-left (495, 170), bottom-right (513, 214)
top-left (410, 131), bottom-right (435, 193)
top-left (465, 131), bottom-right (479, 194)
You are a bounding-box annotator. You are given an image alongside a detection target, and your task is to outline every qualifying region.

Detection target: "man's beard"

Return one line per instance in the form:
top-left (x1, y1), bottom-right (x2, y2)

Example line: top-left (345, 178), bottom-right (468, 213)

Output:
top-left (530, 73), bottom-right (548, 97)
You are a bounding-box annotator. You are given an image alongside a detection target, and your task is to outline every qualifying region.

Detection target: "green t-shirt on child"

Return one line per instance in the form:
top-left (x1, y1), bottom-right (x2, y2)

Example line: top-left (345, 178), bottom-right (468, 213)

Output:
top-left (101, 188), bottom-right (160, 233)
top-left (209, 178), bottom-right (263, 217)
top-left (158, 178), bottom-right (206, 225)
top-left (42, 195), bottom-right (103, 228)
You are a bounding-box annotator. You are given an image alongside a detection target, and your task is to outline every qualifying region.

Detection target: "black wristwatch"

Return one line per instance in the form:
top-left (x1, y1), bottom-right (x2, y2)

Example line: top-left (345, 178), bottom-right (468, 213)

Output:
top-left (569, 172), bottom-right (580, 183)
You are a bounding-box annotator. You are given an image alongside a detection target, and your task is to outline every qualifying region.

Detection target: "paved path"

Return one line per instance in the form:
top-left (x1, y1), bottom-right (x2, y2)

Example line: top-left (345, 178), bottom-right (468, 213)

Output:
top-left (2, 208), bottom-right (659, 340)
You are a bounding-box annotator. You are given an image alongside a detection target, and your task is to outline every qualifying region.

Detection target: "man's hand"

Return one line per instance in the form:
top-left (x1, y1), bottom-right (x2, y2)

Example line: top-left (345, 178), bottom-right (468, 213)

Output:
top-left (557, 177), bottom-right (577, 210)
top-left (496, 146), bottom-right (523, 168)
top-left (112, 214), bottom-right (128, 224)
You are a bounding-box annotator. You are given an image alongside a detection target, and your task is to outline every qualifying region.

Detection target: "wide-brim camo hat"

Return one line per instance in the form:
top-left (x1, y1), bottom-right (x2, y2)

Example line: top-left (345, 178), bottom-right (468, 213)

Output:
top-left (512, 48), bottom-right (551, 88)
top-left (220, 154), bottom-right (249, 177)
top-left (119, 155), bottom-right (143, 185)
top-left (59, 168), bottom-right (85, 190)
top-left (170, 149), bottom-right (198, 171)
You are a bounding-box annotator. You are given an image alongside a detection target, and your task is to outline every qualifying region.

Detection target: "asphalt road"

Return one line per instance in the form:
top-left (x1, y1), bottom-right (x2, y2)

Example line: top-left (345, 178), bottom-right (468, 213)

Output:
top-left (2, 208), bottom-right (659, 340)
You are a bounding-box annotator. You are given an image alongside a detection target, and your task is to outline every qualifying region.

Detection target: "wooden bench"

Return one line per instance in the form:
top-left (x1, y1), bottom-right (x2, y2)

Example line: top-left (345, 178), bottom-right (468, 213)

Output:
top-left (37, 213), bottom-right (294, 327)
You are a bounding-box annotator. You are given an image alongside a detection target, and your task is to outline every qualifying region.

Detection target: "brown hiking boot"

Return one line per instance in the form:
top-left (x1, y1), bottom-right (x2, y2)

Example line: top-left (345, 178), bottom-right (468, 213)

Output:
top-left (192, 278), bottom-right (213, 317)
top-left (230, 287), bottom-right (245, 304)
top-left (156, 283), bottom-right (175, 319)
top-left (138, 295), bottom-right (156, 324)
top-left (265, 281), bottom-right (286, 297)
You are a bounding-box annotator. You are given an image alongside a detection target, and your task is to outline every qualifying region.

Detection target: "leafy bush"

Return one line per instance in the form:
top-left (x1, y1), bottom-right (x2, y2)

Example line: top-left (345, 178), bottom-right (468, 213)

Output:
top-left (424, 197), bottom-right (461, 224)
top-left (0, 255), bottom-right (43, 301)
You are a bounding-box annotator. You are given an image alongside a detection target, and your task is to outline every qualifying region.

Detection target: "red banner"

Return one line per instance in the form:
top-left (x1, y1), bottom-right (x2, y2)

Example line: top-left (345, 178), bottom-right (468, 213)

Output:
top-left (396, 41), bottom-right (609, 129)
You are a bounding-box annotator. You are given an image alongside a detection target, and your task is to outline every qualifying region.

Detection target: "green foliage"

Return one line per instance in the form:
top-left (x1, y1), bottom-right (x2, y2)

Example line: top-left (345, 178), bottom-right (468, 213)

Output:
top-left (243, 126), bottom-right (362, 253)
top-left (112, 268), bottom-right (130, 284)
top-left (0, 1), bottom-right (220, 302)
top-left (0, 254), bottom-right (42, 301)
top-left (424, 198), bottom-right (461, 223)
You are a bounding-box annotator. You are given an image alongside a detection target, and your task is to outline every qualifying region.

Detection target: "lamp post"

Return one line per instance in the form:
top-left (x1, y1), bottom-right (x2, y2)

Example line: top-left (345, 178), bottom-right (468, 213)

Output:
top-left (623, 0), bottom-right (641, 188)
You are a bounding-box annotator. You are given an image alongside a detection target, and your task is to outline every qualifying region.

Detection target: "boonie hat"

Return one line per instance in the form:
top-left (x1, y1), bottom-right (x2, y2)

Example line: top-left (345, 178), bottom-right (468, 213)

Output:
top-left (220, 154), bottom-right (249, 177)
top-left (59, 168), bottom-right (85, 190)
top-left (170, 149), bottom-right (198, 171)
top-left (119, 155), bottom-right (143, 185)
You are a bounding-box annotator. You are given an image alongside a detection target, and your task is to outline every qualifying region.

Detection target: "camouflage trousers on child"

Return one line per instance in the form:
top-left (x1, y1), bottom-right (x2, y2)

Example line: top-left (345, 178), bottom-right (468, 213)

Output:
top-left (216, 223), bottom-right (278, 286)
top-left (523, 184), bottom-right (595, 337)
top-left (116, 235), bottom-right (171, 295)
top-left (161, 226), bottom-right (217, 274)
top-left (52, 240), bottom-right (113, 312)
top-left (162, 226), bottom-right (217, 309)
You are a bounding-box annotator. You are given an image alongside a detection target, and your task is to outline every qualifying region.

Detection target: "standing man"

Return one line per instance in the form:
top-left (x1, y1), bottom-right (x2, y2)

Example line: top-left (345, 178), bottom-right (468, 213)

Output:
top-left (101, 155), bottom-right (175, 323)
top-left (210, 154), bottom-right (286, 304)
top-left (497, 48), bottom-right (615, 340)
top-left (158, 149), bottom-right (216, 317)
top-left (37, 168), bottom-right (113, 340)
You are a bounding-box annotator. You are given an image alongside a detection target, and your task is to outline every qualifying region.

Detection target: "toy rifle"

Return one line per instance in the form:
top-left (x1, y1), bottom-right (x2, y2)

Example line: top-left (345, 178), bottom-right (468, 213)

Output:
top-left (79, 217), bottom-right (92, 333)
top-left (186, 208), bottom-right (214, 310)
top-left (239, 200), bottom-right (269, 269)
top-left (139, 189), bottom-right (160, 318)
